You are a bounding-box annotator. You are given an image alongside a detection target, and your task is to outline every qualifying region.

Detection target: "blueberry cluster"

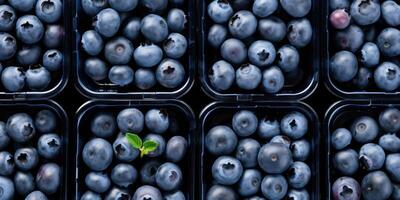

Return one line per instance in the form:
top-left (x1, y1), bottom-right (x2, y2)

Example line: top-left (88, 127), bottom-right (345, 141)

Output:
top-left (330, 107), bottom-right (400, 200)
top-left (205, 110), bottom-right (313, 199)
top-left (0, 110), bottom-right (62, 200)
top-left (329, 0), bottom-right (400, 92)
top-left (0, 0), bottom-right (64, 92)
top-left (80, 0), bottom-right (189, 91)
top-left (206, 0), bottom-right (313, 94)
top-left (80, 108), bottom-right (188, 200)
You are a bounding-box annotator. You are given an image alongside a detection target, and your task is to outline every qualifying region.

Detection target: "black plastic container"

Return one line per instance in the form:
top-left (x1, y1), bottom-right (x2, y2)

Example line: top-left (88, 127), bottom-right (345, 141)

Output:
top-left (198, 1), bottom-right (320, 101)
top-left (73, 1), bottom-right (195, 99)
top-left (0, 1), bottom-right (70, 100)
top-left (0, 100), bottom-right (69, 199)
top-left (199, 101), bottom-right (320, 199)
top-left (74, 100), bottom-right (196, 199)
top-left (324, 100), bottom-right (398, 199)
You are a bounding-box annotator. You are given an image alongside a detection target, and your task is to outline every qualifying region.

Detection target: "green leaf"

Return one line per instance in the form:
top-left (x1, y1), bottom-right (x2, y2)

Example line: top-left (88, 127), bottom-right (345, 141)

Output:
top-left (125, 133), bottom-right (142, 149)
top-left (143, 140), bottom-right (159, 152)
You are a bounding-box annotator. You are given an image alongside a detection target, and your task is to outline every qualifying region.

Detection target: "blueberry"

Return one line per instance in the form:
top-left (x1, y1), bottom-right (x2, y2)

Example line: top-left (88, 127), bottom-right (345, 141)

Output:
top-left (132, 185), bottom-right (162, 200)
top-left (117, 108), bottom-right (144, 133)
top-left (352, 67), bottom-right (372, 90)
top-left (220, 38), bottom-right (247, 65)
top-left (379, 107), bottom-right (400, 132)
top-left (208, 60), bottom-right (235, 91)
top-left (35, 110), bottom-right (57, 133)
top-left (108, 65), bottom-right (134, 86)
top-left (82, 138), bottom-right (113, 171)
top-left (287, 189), bottom-right (310, 200)
top-left (261, 175), bottom-right (288, 200)
top-left (385, 153), bottom-right (400, 182)
top-left (144, 134), bottom-right (166, 157)
top-left (330, 0), bottom-right (350, 10)
top-left (44, 25), bottom-right (64, 48)
top-left (333, 149), bottom-right (359, 175)
top-left (164, 190), bottom-right (185, 200)
top-left (280, 0), bottom-right (311, 17)
top-left (166, 136), bottom-right (187, 163)
top-left (237, 169), bottom-right (261, 197)
top-left (212, 156), bottom-right (243, 185)
top-left (36, 163), bottom-right (60, 194)
top-left (123, 17), bottom-right (141, 41)
top-left (331, 128), bottom-right (352, 150)
top-left (329, 51), bottom-right (358, 83)
top-left (232, 110), bottom-right (257, 136)
top-left (208, 24), bottom-right (228, 48)
top-left (8, 0), bottom-right (36, 12)
top-left (206, 185), bottom-right (238, 200)
top-left (248, 40), bottom-right (276, 67)
top-left (330, 9), bottom-right (351, 30)
top-left (16, 15), bottom-right (44, 44)
top-left (350, 116), bottom-right (379, 143)
top-left (382, 1), bottom-right (400, 26)
top-left (287, 18), bottom-right (312, 48)
top-left (84, 58), bottom-right (107, 81)
top-left (350, 0), bottom-right (380, 26)
top-left (85, 172), bottom-right (110, 193)
top-left (0, 5), bottom-right (16, 32)
top-left (236, 138), bottom-right (261, 168)
top-left (81, 30), bottom-right (104, 56)
top-left (0, 176), bottom-right (13, 200)
top-left (361, 171), bottom-right (392, 200)
top-left (277, 45), bottom-right (300, 73)
top-left (109, 0), bottom-right (138, 12)
top-left (291, 139), bottom-right (310, 161)
top-left (379, 133), bottom-right (400, 153)
top-left (236, 64), bottom-right (262, 90)
top-left (258, 143), bottom-right (292, 173)
top-left (156, 59), bottom-right (185, 88)
top-left (111, 163), bottom-right (137, 188)
top-left (90, 113), bottom-right (115, 138)
top-left (113, 134), bottom-right (139, 162)
top-left (140, 160), bottom-right (161, 185)
top-left (205, 125), bottom-right (238, 155)
top-left (167, 9), bottom-right (186, 32)
top-left (94, 8), bottom-right (120, 38)
top-left (43, 49), bottom-right (63, 71)
top-left (26, 66), bottom-right (51, 91)
top-left (262, 66), bottom-right (285, 94)
top-left (37, 134), bottom-right (61, 159)
top-left (14, 171), bottom-right (34, 196)
top-left (141, 14), bottom-right (169, 43)
top-left (14, 148), bottom-right (38, 171)
top-left (155, 162), bottom-right (182, 191)
top-left (141, 0), bottom-right (168, 13)
top-left (163, 33), bottom-right (187, 59)
top-left (335, 25), bottom-right (364, 52)
top-left (374, 62), bottom-right (400, 92)
top-left (360, 42), bottom-right (380, 68)
top-left (105, 187), bottom-right (130, 200)
top-left (81, 191), bottom-right (101, 200)
top-left (0, 33), bottom-right (17, 61)
top-left (258, 117), bottom-right (280, 139)
top-left (145, 109), bottom-right (170, 134)
top-left (258, 17), bottom-right (287, 42)
top-left (281, 112), bottom-right (308, 139)
top-left (287, 161), bottom-right (311, 188)
top-left (229, 11), bottom-right (257, 39)
top-left (17, 45), bottom-right (41, 66)
top-left (332, 177), bottom-right (361, 200)
top-left (270, 135), bottom-right (292, 148)
top-left (0, 152), bottom-right (13, 176)
top-left (105, 37), bottom-right (133, 65)
top-left (35, 0), bottom-right (62, 23)
top-left (135, 68), bottom-right (156, 90)
top-left (208, 0), bottom-right (233, 24)
top-left (359, 143), bottom-right (385, 171)
top-left (6, 113), bottom-right (35, 143)
top-left (0, 122), bottom-right (9, 150)
top-left (81, 0), bottom-right (107, 16)
top-left (134, 43), bottom-right (163, 68)
top-left (253, 0), bottom-right (278, 18)
top-left (378, 28), bottom-right (400, 57)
